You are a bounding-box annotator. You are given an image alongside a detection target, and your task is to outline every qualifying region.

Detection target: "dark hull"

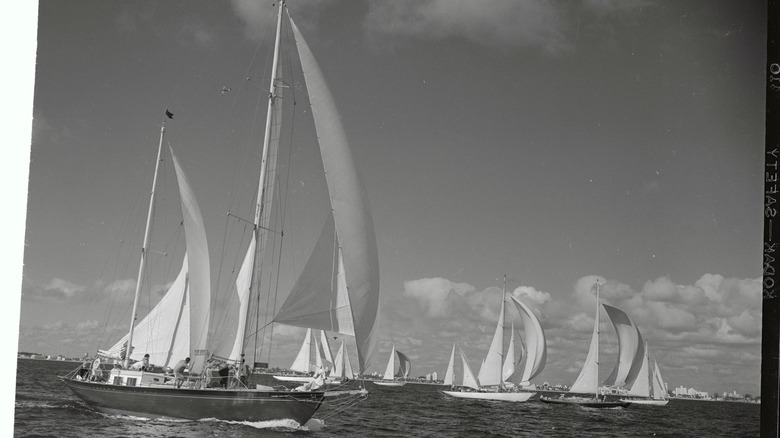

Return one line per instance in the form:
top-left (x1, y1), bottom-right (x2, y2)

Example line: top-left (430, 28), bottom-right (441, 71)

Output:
top-left (540, 395), bottom-right (630, 408)
top-left (61, 377), bottom-right (323, 424)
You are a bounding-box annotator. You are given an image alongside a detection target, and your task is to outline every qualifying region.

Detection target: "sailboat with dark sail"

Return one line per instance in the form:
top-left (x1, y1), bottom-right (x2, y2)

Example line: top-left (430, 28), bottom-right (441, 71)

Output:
top-left (60, 0), bottom-right (379, 424)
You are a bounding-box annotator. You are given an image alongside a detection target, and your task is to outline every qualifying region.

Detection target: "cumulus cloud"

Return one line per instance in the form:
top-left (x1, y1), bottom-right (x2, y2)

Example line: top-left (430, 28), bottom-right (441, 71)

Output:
top-left (226, 0), bottom-right (652, 55)
top-left (364, 0), bottom-right (569, 55)
top-left (403, 277), bottom-right (475, 318)
top-left (564, 274), bottom-right (761, 345)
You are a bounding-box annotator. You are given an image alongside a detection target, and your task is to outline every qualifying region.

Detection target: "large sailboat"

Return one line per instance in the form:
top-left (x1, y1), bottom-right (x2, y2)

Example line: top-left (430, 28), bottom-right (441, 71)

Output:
top-left (541, 281), bottom-right (631, 408)
top-left (373, 345), bottom-right (411, 387)
top-left (442, 276), bottom-right (546, 402)
top-left (61, 0), bottom-right (378, 425)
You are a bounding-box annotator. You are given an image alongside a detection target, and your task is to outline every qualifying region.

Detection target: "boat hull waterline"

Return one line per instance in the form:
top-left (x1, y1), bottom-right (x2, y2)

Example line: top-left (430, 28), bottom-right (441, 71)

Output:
top-left (620, 398), bottom-right (669, 406)
top-left (61, 377), bottom-right (324, 424)
top-left (540, 395), bottom-right (630, 408)
top-left (372, 381), bottom-right (406, 387)
top-left (442, 390), bottom-right (535, 402)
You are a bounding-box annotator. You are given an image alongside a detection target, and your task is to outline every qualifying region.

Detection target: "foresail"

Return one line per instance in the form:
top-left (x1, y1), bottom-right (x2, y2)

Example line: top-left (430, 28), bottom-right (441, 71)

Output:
top-left (382, 345), bottom-right (396, 380)
top-left (628, 342), bottom-right (651, 397)
top-left (211, 236), bottom-right (255, 362)
top-left (108, 256), bottom-right (190, 368)
top-left (602, 304), bottom-right (645, 388)
top-left (290, 328), bottom-right (312, 373)
top-left (502, 323), bottom-right (516, 382)
top-left (288, 16), bottom-right (380, 374)
top-left (396, 350), bottom-right (412, 378)
top-left (170, 148), bottom-right (211, 374)
top-left (460, 349), bottom-right (480, 390)
top-left (331, 341), bottom-right (345, 379)
top-left (274, 215), bottom-right (356, 334)
top-left (510, 296), bottom-right (547, 383)
top-left (444, 343), bottom-right (456, 386)
top-left (320, 330), bottom-right (335, 368)
top-left (652, 357), bottom-right (667, 399)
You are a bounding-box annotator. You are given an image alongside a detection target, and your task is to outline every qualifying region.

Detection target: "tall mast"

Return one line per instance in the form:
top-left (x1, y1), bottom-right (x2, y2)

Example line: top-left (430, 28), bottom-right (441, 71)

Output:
top-left (500, 274), bottom-right (507, 388)
top-left (124, 119), bottom-right (167, 368)
top-left (594, 280), bottom-right (600, 398)
top-left (245, 0), bottom-right (285, 360)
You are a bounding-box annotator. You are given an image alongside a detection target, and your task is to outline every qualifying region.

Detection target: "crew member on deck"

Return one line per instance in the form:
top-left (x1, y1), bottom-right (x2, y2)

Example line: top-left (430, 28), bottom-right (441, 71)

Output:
top-left (174, 357), bottom-right (190, 388)
top-left (130, 354), bottom-right (150, 371)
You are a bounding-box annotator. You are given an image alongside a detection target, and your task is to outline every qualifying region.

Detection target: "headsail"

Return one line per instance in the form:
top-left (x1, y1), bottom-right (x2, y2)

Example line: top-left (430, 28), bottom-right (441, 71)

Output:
top-left (460, 348), bottom-right (480, 390)
top-left (395, 350), bottom-right (412, 378)
top-left (502, 324), bottom-right (515, 383)
top-left (652, 356), bottom-right (667, 400)
top-left (290, 328), bottom-right (313, 373)
top-left (169, 148), bottom-right (211, 374)
top-left (510, 295), bottom-right (547, 384)
top-left (602, 303), bottom-right (645, 388)
top-left (273, 16), bottom-right (380, 374)
top-left (628, 341), bottom-right (651, 397)
top-left (444, 342), bottom-right (456, 386)
top-left (382, 345), bottom-right (397, 380)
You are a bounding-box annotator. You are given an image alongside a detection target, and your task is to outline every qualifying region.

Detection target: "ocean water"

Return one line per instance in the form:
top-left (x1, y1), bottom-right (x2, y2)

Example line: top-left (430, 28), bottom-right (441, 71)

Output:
top-left (14, 359), bottom-right (760, 437)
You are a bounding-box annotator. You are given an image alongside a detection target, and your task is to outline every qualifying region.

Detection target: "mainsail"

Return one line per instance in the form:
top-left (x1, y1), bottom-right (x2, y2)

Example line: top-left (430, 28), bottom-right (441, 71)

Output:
top-left (502, 324), bottom-right (516, 383)
top-left (569, 284), bottom-right (601, 395)
top-left (477, 285), bottom-right (507, 387)
top-left (271, 15), bottom-right (380, 375)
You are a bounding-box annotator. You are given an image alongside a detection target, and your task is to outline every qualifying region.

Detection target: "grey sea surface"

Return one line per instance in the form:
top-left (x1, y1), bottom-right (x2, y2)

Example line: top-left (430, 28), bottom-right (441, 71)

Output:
top-left (14, 359), bottom-right (759, 437)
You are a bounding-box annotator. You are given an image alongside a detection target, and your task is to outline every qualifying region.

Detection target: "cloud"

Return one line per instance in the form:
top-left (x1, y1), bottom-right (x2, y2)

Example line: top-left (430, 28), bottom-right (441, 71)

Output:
top-left (403, 277), bottom-right (475, 318)
top-left (364, 0), bottom-right (570, 55)
top-left (511, 285), bottom-right (552, 305)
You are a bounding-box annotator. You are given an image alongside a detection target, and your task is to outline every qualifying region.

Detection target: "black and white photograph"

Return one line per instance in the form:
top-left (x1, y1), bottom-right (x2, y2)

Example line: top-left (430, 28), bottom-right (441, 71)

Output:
top-left (6, 1), bottom-right (770, 436)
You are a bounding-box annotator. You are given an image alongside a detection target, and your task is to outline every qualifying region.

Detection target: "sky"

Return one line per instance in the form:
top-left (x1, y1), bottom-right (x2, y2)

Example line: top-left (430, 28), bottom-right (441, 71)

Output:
top-left (11, 0), bottom-right (766, 398)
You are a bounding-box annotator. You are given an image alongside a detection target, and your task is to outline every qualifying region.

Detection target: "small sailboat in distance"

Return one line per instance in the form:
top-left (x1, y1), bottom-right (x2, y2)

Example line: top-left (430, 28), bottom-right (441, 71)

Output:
top-left (373, 345), bottom-right (411, 387)
top-left (541, 281), bottom-right (630, 408)
top-left (442, 276), bottom-right (543, 402)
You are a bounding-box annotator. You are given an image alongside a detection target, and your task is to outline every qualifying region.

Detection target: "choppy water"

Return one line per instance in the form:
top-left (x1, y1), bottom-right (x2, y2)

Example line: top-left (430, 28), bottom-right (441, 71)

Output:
top-left (14, 359), bottom-right (759, 437)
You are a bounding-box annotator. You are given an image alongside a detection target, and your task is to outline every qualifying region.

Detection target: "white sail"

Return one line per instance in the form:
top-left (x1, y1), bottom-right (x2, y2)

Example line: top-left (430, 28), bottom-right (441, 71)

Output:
top-left (569, 285), bottom-right (600, 395)
top-left (112, 147), bottom-right (211, 373)
top-left (169, 148), bottom-right (211, 374)
top-left (272, 17), bottom-right (380, 375)
top-left (343, 345), bottom-right (354, 379)
top-left (510, 295), bottom-right (548, 384)
top-left (652, 356), bottom-right (667, 400)
top-left (314, 335), bottom-right (324, 370)
top-left (502, 323), bottom-right (515, 383)
top-left (396, 350), bottom-right (412, 378)
top-left (478, 289), bottom-right (506, 387)
top-left (444, 343), bottom-right (456, 386)
top-left (628, 341), bottom-right (651, 397)
top-left (290, 328), bottom-right (313, 373)
top-left (107, 256), bottom-right (190, 368)
top-left (382, 345), bottom-right (397, 380)
top-left (460, 349), bottom-right (480, 390)
top-left (602, 303), bottom-right (645, 388)
top-left (320, 330), bottom-right (335, 369)
top-left (331, 341), bottom-right (345, 379)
